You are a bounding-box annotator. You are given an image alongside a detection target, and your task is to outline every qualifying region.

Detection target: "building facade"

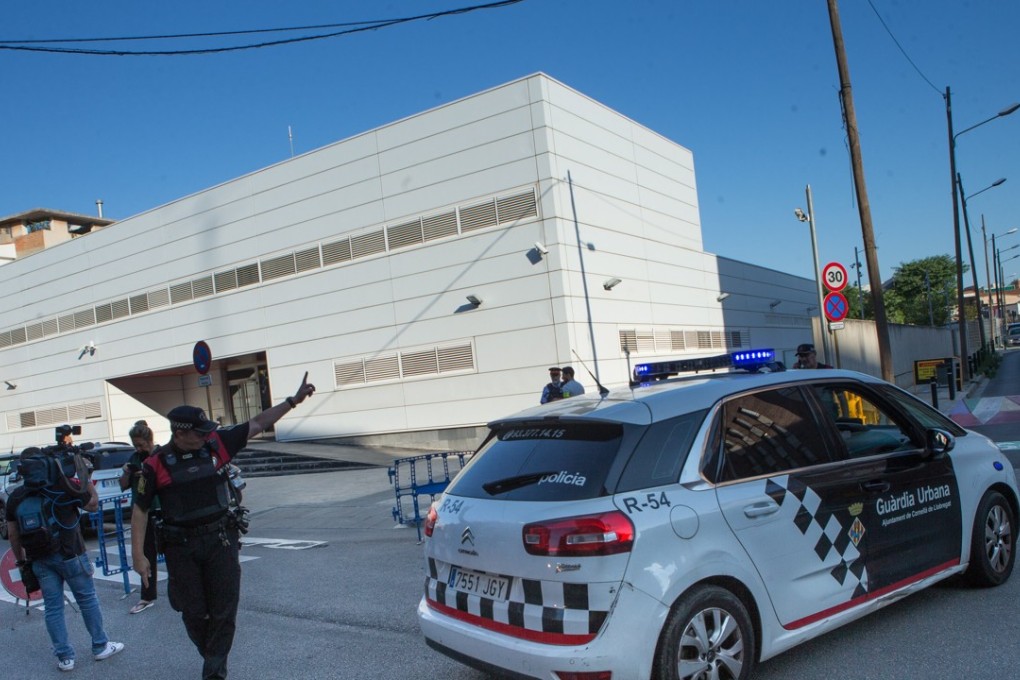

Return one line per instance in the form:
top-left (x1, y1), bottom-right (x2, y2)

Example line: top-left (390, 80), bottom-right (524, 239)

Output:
top-left (0, 74), bottom-right (815, 451)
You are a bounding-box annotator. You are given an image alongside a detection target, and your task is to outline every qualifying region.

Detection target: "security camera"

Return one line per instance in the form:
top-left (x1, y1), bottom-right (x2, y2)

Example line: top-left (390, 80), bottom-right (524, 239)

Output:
top-left (794, 208), bottom-right (808, 222)
top-left (534, 242), bottom-right (549, 255)
top-left (603, 277), bottom-right (622, 291)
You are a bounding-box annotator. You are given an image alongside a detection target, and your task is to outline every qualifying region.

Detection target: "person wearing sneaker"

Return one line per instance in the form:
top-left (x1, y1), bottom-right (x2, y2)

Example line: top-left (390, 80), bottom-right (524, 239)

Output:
top-left (5, 444), bottom-right (125, 672)
top-left (132, 372), bottom-right (315, 680)
top-left (120, 419), bottom-right (160, 614)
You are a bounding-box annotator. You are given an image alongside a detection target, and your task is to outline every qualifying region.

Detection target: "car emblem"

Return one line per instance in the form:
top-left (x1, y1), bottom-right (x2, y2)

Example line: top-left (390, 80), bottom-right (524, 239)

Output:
top-left (461, 527), bottom-right (475, 546)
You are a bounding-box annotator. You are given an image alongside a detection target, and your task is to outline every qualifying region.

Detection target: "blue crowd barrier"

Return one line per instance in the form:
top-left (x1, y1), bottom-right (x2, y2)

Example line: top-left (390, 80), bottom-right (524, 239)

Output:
top-left (89, 493), bottom-right (134, 596)
top-left (388, 451), bottom-right (472, 542)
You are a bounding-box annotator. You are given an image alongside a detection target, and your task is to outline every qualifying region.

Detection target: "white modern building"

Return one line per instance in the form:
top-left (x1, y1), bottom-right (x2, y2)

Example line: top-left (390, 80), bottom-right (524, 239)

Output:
top-left (0, 74), bottom-right (814, 452)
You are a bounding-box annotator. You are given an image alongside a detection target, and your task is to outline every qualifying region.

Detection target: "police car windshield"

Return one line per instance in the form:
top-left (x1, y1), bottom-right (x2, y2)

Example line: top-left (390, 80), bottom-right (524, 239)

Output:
top-left (447, 422), bottom-right (623, 502)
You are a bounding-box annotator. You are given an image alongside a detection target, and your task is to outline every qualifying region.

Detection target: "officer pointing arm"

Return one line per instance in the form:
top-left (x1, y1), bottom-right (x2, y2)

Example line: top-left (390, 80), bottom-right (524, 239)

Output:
top-left (131, 372), bottom-right (315, 587)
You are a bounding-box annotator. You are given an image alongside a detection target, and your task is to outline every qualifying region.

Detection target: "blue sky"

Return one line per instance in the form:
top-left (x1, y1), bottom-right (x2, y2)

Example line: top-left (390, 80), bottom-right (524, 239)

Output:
top-left (2, 1), bottom-right (1018, 285)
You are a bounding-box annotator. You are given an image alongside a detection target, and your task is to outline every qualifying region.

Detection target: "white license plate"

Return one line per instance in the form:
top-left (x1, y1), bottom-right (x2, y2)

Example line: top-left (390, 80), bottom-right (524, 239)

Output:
top-left (100, 479), bottom-right (120, 488)
top-left (447, 566), bottom-right (511, 600)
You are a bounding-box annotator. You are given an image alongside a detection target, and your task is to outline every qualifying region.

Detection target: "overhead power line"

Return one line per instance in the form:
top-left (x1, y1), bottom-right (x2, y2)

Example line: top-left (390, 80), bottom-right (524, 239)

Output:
top-left (0, 0), bottom-right (525, 56)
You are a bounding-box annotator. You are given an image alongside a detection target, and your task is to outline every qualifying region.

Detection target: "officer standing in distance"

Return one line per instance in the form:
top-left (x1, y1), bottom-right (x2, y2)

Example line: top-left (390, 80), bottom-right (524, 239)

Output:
top-left (792, 343), bottom-right (833, 369)
top-left (131, 372), bottom-right (315, 680)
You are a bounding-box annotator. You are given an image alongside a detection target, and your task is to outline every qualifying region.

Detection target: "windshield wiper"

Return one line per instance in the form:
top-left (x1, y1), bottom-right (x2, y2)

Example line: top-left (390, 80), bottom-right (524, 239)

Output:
top-left (482, 471), bottom-right (555, 496)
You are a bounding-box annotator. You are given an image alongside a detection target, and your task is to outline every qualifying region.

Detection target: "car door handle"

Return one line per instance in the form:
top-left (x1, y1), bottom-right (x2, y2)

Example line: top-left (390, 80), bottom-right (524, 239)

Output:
top-left (861, 480), bottom-right (890, 493)
top-left (743, 501), bottom-right (780, 518)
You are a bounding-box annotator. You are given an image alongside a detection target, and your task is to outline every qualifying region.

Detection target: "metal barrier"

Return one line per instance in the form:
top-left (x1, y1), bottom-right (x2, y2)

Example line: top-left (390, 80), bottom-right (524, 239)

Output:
top-left (388, 451), bottom-right (472, 542)
top-left (89, 493), bottom-right (134, 596)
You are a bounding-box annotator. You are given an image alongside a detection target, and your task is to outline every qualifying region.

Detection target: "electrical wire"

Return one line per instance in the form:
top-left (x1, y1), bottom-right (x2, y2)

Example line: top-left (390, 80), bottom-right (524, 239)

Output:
top-left (865, 0), bottom-right (943, 96)
top-left (0, 0), bottom-right (525, 56)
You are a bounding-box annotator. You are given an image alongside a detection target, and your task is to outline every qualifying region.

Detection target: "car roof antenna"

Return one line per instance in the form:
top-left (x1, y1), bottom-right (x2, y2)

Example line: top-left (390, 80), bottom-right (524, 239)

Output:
top-left (571, 349), bottom-right (610, 398)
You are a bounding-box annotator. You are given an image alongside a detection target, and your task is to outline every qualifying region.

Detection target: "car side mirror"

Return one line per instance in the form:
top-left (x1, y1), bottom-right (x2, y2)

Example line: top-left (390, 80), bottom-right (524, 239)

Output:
top-left (926, 428), bottom-right (955, 456)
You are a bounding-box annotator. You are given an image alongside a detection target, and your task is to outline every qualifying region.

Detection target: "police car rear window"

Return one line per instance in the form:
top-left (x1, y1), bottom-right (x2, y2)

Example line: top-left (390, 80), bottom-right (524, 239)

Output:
top-left (446, 422), bottom-right (623, 501)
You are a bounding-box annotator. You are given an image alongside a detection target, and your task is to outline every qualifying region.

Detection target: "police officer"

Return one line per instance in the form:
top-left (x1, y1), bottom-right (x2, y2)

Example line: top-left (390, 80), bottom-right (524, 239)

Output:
top-left (792, 343), bottom-right (833, 369)
top-left (131, 372), bottom-right (315, 680)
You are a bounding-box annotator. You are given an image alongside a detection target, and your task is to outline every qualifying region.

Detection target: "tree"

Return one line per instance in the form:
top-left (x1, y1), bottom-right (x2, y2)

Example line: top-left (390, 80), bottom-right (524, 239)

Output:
top-left (885, 255), bottom-right (961, 327)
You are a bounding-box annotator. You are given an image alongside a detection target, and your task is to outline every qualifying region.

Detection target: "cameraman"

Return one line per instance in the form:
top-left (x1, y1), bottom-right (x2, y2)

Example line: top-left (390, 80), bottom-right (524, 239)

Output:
top-left (5, 445), bottom-right (124, 672)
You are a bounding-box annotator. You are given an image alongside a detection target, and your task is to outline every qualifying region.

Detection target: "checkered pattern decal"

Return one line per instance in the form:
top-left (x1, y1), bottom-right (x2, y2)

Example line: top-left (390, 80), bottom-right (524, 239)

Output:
top-left (424, 558), bottom-right (613, 643)
top-left (765, 474), bottom-right (870, 599)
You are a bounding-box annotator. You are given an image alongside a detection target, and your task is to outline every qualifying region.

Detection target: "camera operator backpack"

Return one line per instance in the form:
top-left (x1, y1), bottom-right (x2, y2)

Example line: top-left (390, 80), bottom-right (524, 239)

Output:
top-left (15, 455), bottom-right (63, 558)
top-left (15, 492), bottom-right (60, 558)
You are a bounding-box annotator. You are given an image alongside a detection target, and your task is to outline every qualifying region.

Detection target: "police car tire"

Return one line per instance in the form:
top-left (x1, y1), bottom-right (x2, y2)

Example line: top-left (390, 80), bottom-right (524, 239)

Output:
top-left (654, 585), bottom-right (755, 680)
top-left (964, 490), bottom-right (1016, 588)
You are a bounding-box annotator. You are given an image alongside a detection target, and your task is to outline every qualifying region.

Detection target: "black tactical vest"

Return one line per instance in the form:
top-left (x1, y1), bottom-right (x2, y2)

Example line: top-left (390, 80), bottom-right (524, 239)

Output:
top-left (156, 434), bottom-right (232, 527)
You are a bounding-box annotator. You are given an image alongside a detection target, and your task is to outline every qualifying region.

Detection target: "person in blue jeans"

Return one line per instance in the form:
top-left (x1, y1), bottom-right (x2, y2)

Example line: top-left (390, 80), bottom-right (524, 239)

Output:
top-left (6, 443), bottom-right (125, 672)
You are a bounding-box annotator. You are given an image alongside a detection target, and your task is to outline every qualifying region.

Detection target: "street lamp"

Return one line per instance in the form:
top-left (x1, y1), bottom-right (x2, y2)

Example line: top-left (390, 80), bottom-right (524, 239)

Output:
top-left (958, 175), bottom-right (1006, 352)
top-left (945, 87), bottom-right (1019, 379)
top-left (795, 185), bottom-right (830, 364)
top-left (986, 226), bottom-right (1018, 347)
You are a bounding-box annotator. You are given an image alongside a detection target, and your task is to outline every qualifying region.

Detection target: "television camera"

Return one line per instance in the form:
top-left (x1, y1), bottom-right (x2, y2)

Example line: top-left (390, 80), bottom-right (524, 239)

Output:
top-left (39, 424), bottom-right (94, 478)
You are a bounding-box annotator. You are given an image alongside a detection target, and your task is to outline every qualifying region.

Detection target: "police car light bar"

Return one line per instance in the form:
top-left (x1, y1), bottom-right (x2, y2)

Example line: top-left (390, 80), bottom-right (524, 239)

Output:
top-left (632, 348), bottom-right (777, 384)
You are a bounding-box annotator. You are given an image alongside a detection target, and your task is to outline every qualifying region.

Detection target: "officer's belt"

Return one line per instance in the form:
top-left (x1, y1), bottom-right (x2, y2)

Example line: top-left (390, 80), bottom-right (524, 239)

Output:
top-left (162, 514), bottom-right (229, 538)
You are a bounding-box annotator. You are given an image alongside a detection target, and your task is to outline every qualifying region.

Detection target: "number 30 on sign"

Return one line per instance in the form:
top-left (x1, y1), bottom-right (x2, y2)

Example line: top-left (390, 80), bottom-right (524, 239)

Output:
top-left (822, 262), bottom-right (848, 293)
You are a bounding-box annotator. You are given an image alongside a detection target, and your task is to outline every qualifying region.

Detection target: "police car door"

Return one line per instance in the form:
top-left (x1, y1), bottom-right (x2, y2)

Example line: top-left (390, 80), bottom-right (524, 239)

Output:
top-left (713, 385), bottom-right (870, 628)
top-left (807, 383), bottom-right (962, 593)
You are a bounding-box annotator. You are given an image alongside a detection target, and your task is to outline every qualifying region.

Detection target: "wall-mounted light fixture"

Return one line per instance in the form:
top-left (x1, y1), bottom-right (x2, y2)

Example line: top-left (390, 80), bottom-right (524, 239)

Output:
top-left (465, 295), bottom-right (482, 307)
top-left (603, 277), bottom-right (622, 291)
top-left (534, 242), bottom-right (549, 256)
top-left (78, 340), bottom-right (96, 360)
top-left (769, 300), bottom-right (782, 310)
top-left (716, 292), bottom-right (731, 302)
top-left (4, 380), bottom-right (16, 390)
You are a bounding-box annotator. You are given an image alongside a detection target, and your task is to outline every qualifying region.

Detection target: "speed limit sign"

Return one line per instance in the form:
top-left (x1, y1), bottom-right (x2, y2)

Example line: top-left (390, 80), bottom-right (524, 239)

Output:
top-left (822, 262), bottom-right (848, 293)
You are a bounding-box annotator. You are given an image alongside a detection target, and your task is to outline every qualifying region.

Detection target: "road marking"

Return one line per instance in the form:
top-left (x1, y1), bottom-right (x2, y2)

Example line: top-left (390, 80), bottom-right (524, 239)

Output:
top-left (241, 537), bottom-right (328, 550)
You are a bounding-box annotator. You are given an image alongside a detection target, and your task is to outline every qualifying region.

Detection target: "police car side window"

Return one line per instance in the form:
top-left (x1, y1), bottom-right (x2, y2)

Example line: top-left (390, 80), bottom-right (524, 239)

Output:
top-left (810, 384), bottom-right (918, 458)
top-left (717, 386), bottom-right (833, 483)
top-left (617, 409), bottom-right (708, 491)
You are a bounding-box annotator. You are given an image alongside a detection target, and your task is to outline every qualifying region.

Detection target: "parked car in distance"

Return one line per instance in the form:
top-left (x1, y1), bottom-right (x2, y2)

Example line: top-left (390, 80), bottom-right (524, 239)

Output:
top-left (0, 452), bottom-right (19, 540)
top-left (84, 443), bottom-right (136, 526)
top-left (1008, 325), bottom-right (1020, 347)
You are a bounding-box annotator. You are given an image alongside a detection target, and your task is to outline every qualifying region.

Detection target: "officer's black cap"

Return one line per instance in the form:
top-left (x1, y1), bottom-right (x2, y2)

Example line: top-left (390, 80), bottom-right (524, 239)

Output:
top-left (796, 343), bottom-right (816, 356)
top-left (167, 405), bottom-right (217, 434)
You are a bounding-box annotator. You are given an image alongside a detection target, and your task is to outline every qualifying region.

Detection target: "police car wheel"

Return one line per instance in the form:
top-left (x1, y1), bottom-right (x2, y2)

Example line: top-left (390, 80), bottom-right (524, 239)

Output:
top-left (965, 490), bottom-right (1016, 588)
top-left (655, 585), bottom-right (755, 680)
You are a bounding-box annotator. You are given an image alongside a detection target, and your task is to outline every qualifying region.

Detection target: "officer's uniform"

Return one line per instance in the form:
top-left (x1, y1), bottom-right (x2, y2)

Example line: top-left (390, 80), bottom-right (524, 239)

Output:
top-left (134, 408), bottom-right (248, 680)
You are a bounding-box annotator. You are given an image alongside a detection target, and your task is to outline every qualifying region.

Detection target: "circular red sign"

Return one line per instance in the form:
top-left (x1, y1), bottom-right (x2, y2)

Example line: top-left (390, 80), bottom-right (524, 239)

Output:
top-left (1, 548), bottom-right (43, 602)
top-left (824, 291), bottom-right (850, 322)
top-left (822, 262), bottom-right (849, 293)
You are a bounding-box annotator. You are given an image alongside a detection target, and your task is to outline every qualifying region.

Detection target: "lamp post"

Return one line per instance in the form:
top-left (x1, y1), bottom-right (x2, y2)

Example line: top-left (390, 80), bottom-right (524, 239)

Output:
top-left (795, 185), bottom-right (830, 363)
top-left (958, 175), bottom-right (1006, 353)
top-left (945, 87), bottom-right (1019, 380)
top-left (995, 244), bottom-right (1018, 326)
top-left (985, 226), bottom-right (1018, 347)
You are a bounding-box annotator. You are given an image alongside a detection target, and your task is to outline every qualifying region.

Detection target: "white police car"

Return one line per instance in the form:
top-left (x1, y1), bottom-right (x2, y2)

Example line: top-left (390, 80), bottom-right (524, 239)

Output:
top-left (418, 350), bottom-right (1017, 679)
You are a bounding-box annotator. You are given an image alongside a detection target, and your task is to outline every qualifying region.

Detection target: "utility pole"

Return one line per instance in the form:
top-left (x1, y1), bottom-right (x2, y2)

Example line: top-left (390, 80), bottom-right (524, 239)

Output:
top-left (825, 0), bottom-right (893, 382)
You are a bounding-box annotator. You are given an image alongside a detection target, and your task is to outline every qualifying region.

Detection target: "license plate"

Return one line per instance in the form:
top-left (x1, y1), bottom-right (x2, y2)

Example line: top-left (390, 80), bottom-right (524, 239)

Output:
top-left (447, 566), bottom-right (511, 600)
top-left (100, 479), bottom-right (119, 488)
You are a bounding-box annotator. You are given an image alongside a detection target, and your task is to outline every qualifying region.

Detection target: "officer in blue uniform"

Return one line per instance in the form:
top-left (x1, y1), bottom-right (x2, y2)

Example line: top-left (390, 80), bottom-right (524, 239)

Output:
top-left (131, 373), bottom-right (314, 680)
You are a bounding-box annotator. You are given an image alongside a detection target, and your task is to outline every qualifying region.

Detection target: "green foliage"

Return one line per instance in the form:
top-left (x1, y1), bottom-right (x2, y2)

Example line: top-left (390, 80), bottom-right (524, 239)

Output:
top-left (885, 254), bottom-right (962, 326)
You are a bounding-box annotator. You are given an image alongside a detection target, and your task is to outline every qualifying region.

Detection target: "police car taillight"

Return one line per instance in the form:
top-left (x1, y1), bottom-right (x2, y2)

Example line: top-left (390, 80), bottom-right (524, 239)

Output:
top-left (522, 511), bottom-right (634, 557)
top-left (424, 505), bottom-right (438, 538)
